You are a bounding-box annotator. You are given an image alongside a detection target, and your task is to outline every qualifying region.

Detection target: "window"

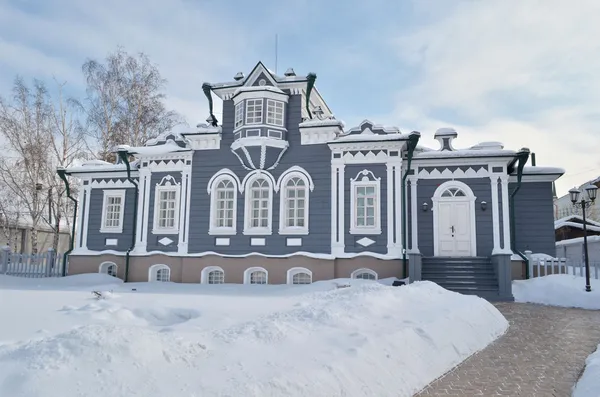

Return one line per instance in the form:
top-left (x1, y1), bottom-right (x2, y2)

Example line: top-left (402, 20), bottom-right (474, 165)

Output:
top-left (244, 267), bottom-right (269, 284)
top-left (287, 267), bottom-right (313, 284)
top-left (351, 268), bottom-right (378, 280)
top-left (350, 170), bottom-right (381, 235)
top-left (266, 100), bottom-right (284, 126)
top-left (149, 264), bottom-right (171, 282)
top-left (201, 266), bottom-right (225, 284)
top-left (246, 129), bottom-right (260, 137)
top-left (267, 130), bottom-right (282, 139)
top-left (245, 178), bottom-right (271, 234)
top-left (441, 188), bottom-right (466, 197)
top-left (213, 180), bottom-right (235, 230)
top-left (153, 175), bottom-right (180, 235)
top-left (245, 99), bottom-right (263, 124)
top-left (235, 102), bottom-right (244, 128)
top-left (283, 178), bottom-right (307, 230)
top-left (99, 262), bottom-right (118, 277)
top-left (100, 190), bottom-right (126, 233)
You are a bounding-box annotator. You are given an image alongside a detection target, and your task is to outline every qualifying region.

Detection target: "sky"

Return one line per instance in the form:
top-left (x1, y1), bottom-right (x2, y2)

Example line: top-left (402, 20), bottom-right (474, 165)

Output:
top-left (1, 0), bottom-right (599, 196)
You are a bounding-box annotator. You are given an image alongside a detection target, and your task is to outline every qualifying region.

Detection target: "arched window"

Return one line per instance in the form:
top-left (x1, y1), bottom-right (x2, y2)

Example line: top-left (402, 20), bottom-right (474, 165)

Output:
top-left (99, 262), bottom-right (118, 277)
top-left (287, 267), bottom-right (313, 284)
top-left (246, 178), bottom-right (272, 234)
top-left (276, 167), bottom-right (314, 235)
top-left (149, 264), bottom-right (171, 282)
top-left (351, 268), bottom-right (378, 280)
top-left (244, 267), bottom-right (269, 284)
top-left (208, 169), bottom-right (241, 236)
top-left (201, 266), bottom-right (225, 284)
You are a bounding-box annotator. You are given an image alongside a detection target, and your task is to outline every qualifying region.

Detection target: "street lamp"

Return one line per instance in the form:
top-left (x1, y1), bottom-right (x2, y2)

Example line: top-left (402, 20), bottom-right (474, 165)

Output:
top-left (569, 184), bottom-right (598, 292)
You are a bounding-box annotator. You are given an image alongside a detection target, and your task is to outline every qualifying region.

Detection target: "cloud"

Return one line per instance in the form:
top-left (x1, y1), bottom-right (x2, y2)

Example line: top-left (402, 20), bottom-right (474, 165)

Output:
top-left (384, 0), bottom-right (600, 195)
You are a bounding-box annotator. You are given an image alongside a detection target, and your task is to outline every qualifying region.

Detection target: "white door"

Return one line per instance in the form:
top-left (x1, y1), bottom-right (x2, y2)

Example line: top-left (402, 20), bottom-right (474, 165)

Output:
top-left (437, 200), bottom-right (472, 256)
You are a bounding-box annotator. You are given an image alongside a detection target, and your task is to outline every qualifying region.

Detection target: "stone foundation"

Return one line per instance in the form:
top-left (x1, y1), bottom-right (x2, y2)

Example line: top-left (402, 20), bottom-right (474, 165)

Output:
top-left (67, 254), bottom-right (405, 283)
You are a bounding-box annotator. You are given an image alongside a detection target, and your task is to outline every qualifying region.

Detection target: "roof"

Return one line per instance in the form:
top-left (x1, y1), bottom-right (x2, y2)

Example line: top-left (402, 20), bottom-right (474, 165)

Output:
top-left (555, 215), bottom-right (600, 232)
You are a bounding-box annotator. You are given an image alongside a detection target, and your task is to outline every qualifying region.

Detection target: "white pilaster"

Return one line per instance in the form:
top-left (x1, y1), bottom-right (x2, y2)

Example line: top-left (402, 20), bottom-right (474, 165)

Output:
top-left (335, 164), bottom-right (346, 255)
top-left (490, 175), bottom-right (501, 254)
top-left (330, 163), bottom-right (339, 254)
top-left (75, 182), bottom-right (85, 249)
top-left (134, 169), bottom-right (150, 252)
top-left (410, 177), bottom-right (419, 253)
top-left (140, 170), bottom-right (152, 250)
top-left (500, 175), bottom-right (511, 252)
top-left (178, 167), bottom-right (192, 254)
top-left (386, 162), bottom-right (394, 253)
top-left (394, 164), bottom-right (403, 252)
top-left (81, 181), bottom-right (92, 250)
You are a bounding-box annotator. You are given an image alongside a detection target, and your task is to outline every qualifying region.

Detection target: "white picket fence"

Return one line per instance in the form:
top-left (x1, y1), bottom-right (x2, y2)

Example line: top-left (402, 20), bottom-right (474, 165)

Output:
top-left (0, 248), bottom-right (66, 278)
top-left (529, 256), bottom-right (600, 280)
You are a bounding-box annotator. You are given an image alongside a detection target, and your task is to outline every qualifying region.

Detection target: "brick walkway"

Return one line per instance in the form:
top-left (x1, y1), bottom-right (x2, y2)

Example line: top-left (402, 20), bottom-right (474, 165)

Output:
top-left (416, 303), bottom-right (600, 396)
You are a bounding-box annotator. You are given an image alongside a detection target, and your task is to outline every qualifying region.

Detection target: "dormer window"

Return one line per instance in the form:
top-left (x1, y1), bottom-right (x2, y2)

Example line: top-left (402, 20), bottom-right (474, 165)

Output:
top-left (245, 99), bottom-right (263, 124)
top-left (234, 102), bottom-right (244, 128)
top-left (266, 100), bottom-right (284, 126)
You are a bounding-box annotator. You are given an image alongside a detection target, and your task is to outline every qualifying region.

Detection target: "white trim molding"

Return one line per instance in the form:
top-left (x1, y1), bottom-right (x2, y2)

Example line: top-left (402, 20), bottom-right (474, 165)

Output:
top-left (490, 175), bottom-right (502, 254)
top-left (200, 266), bottom-right (225, 284)
top-left (99, 189), bottom-right (126, 233)
top-left (243, 170), bottom-right (275, 235)
top-left (276, 166), bottom-right (314, 235)
top-left (152, 175), bottom-right (181, 235)
top-left (98, 261), bottom-right (117, 276)
top-left (350, 268), bottom-right (378, 280)
top-left (409, 177), bottom-right (419, 253)
top-left (208, 170), bottom-right (239, 236)
top-left (431, 180), bottom-right (478, 257)
top-left (134, 169), bottom-right (151, 253)
top-left (349, 170), bottom-right (382, 235)
top-left (417, 166), bottom-right (489, 179)
top-left (286, 267), bottom-right (313, 284)
top-left (243, 266), bottom-right (269, 284)
top-left (500, 175), bottom-right (511, 252)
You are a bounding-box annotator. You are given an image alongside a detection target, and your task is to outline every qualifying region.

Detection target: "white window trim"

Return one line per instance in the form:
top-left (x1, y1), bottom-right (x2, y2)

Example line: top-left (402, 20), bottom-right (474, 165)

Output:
top-left (201, 266), bottom-right (225, 284)
top-left (278, 171), bottom-right (311, 235)
top-left (234, 102), bottom-right (244, 128)
top-left (286, 267), bottom-right (313, 285)
top-left (267, 129), bottom-right (282, 139)
top-left (349, 170), bottom-right (381, 235)
top-left (243, 266), bottom-right (269, 284)
top-left (243, 172), bottom-right (274, 236)
top-left (351, 268), bottom-right (378, 280)
top-left (100, 189), bottom-right (126, 233)
top-left (208, 174), bottom-right (238, 236)
top-left (98, 261), bottom-right (118, 277)
top-left (266, 99), bottom-right (285, 127)
top-left (245, 98), bottom-right (263, 125)
top-left (148, 264), bottom-right (171, 282)
top-left (152, 177), bottom-right (181, 235)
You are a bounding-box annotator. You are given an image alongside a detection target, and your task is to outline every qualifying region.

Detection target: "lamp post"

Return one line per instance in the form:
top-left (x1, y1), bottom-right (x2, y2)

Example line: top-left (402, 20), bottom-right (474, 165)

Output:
top-left (569, 184), bottom-right (598, 292)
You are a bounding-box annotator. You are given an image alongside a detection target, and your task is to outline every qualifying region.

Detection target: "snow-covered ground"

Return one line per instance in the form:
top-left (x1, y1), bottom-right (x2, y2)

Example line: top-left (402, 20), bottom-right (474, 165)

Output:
top-left (573, 343), bottom-right (600, 397)
top-left (513, 274), bottom-right (600, 310)
top-left (0, 274), bottom-right (508, 397)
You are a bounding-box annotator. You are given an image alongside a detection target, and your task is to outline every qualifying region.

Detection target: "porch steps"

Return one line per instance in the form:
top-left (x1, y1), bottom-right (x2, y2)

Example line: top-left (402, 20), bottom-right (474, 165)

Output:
top-left (421, 257), bottom-right (512, 302)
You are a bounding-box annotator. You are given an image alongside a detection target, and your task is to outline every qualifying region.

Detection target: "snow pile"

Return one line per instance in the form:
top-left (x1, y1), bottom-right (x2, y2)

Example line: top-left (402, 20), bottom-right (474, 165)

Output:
top-left (573, 343), bottom-right (600, 397)
top-left (0, 274), bottom-right (123, 290)
top-left (513, 274), bottom-right (600, 309)
top-left (0, 279), bottom-right (508, 397)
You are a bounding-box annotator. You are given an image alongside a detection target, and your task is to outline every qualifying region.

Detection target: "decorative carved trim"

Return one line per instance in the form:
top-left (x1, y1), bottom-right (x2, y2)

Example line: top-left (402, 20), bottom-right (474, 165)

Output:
top-left (90, 179), bottom-right (135, 188)
top-left (418, 166), bottom-right (489, 179)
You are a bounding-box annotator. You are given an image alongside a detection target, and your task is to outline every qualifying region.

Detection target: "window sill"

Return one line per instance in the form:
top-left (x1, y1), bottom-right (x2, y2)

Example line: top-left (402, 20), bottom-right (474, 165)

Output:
top-left (99, 228), bottom-right (123, 234)
top-left (349, 228), bottom-right (382, 235)
top-left (279, 228), bottom-right (309, 236)
top-left (243, 228), bottom-right (273, 236)
top-left (209, 228), bottom-right (237, 236)
top-left (151, 229), bottom-right (179, 235)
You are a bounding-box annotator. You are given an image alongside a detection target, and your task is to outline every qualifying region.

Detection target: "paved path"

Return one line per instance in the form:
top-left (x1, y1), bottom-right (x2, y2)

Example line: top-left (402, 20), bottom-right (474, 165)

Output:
top-left (416, 303), bottom-right (600, 396)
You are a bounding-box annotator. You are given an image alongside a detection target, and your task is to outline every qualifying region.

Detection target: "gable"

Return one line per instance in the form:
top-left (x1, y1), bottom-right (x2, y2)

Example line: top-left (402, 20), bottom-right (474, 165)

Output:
top-left (244, 62), bottom-right (278, 87)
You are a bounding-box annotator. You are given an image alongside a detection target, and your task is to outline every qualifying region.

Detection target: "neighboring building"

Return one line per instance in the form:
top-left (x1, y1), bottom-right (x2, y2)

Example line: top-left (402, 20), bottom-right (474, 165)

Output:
top-left (554, 215), bottom-right (600, 242)
top-left (61, 62), bottom-right (564, 300)
top-left (554, 176), bottom-right (600, 221)
top-left (0, 217), bottom-right (71, 254)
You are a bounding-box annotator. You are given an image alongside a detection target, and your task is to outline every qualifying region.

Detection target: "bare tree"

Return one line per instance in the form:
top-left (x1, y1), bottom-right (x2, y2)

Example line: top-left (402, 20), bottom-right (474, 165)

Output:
top-left (0, 193), bottom-right (23, 252)
top-left (0, 78), bottom-right (52, 254)
top-left (82, 48), bottom-right (182, 161)
top-left (0, 78), bottom-right (86, 254)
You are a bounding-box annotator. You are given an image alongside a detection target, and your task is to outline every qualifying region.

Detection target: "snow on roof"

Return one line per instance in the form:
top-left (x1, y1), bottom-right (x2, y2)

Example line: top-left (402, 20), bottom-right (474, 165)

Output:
top-left (518, 166), bottom-right (565, 175)
top-left (299, 118), bottom-right (344, 128)
top-left (469, 141), bottom-right (504, 150)
top-left (434, 127), bottom-right (457, 137)
top-left (556, 235), bottom-right (600, 246)
top-left (554, 221), bottom-right (600, 233)
top-left (332, 133), bottom-right (410, 143)
top-left (555, 214), bottom-right (600, 229)
top-left (414, 149), bottom-right (516, 159)
top-left (232, 85), bottom-right (285, 96)
top-left (126, 141), bottom-right (191, 156)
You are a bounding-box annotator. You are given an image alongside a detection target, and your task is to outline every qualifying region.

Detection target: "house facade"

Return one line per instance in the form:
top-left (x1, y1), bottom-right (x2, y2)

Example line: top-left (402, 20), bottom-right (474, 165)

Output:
top-left (62, 62), bottom-right (564, 300)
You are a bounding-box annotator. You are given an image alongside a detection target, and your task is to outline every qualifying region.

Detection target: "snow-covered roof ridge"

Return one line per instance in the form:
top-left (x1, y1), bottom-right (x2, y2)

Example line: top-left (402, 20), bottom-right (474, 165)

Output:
top-left (415, 148), bottom-right (517, 159)
top-left (145, 131), bottom-right (188, 147)
top-left (516, 166), bottom-right (565, 175)
top-left (299, 117), bottom-right (344, 128)
top-left (555, 214), bottom-right (600, 228)
top-left (344, 119), bottom-right (400, 135)
top-left (555, 221), bottom-right (600, 233)
top-left (186, 123), bottom-right (222, 134)
top-left (126, 141), bottom-right (191, 156)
